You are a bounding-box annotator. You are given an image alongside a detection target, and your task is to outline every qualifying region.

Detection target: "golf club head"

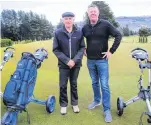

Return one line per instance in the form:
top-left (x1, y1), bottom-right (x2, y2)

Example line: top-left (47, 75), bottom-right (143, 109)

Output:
top-left (34, 48), bottom-right (48, 68)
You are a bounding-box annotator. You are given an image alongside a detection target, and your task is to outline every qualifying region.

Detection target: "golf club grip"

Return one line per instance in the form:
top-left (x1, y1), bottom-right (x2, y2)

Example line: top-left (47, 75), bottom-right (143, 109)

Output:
top-left (5, 46), bottom-right (15, 51)
top-left (131, 48), bottom-right (147, 53)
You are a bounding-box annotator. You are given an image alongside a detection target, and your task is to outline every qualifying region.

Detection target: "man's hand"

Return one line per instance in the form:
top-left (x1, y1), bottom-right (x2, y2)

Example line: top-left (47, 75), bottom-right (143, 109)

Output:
top-left (102, 50), bottom-right (112, 59)
top-left (84, 48), bottom-right (87, 56)
top-left (67, 60), bottom-right (75, 69)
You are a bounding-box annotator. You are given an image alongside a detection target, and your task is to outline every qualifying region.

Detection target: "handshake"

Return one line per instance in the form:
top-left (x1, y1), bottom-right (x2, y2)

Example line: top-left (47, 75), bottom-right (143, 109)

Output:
top-left (67, 60), bottom-right (75, 69)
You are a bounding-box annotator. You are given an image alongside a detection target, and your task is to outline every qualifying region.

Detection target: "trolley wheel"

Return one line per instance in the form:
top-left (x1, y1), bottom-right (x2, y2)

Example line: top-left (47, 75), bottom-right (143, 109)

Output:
top-left (46, 96), bottom-right (56, 113)
top-left (117, 97), bottom-right (125, 116)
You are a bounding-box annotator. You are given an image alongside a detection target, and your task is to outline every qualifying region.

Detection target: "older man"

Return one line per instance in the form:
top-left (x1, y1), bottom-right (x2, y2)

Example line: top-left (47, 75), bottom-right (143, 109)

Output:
top-left (53, 12), bottom-right (85, 115)
top-left (82, 5), bottom-right (122, 122)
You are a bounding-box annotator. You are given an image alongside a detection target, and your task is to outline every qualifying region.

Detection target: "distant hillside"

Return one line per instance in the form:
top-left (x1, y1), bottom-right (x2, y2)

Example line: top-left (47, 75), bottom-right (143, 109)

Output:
top-left (116, 16), bottom-right (151, 31)
top-left (55, 16), bottom-right (151, 32)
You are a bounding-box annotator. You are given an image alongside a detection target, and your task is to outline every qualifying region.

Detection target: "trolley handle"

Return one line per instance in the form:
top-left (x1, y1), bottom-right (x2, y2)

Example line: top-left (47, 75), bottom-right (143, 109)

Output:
top-left (4, 46), bottom-right (15, 52)
top-left (35, 48), bottom-right (48, 59)
top-left (36, 48), bottom-right (48, 54)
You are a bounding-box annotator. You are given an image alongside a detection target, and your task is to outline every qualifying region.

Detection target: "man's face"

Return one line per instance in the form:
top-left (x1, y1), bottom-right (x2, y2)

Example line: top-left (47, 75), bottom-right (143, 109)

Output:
top-left (62, 17), bottom-right (74, 27)
top-left (87, 7), bottom-right (99, 21)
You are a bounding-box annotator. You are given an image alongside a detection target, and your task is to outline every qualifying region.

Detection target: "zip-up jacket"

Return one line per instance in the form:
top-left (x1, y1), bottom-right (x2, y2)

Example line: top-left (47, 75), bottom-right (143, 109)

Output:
top-left (53, 26), bottom-right (85, 68)
top-left (82, 19), bottom-right (122, 60)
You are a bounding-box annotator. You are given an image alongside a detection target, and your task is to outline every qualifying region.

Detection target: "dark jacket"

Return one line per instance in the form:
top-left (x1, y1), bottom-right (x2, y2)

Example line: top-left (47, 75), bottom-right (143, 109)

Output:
top-left (53, 26), bottom-right (85, 68)
top-left (82, 19), bottom-right (122, 60)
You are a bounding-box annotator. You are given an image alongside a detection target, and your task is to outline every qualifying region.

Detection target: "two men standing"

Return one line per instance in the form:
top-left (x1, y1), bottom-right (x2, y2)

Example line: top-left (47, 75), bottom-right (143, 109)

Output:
top-left (53, 4), bottom-right (122, 123)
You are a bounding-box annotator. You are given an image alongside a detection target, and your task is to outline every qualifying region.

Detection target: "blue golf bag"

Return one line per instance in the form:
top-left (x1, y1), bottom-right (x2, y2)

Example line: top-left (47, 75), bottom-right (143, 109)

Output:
top-left (1, 48), bottom-right (56, 125)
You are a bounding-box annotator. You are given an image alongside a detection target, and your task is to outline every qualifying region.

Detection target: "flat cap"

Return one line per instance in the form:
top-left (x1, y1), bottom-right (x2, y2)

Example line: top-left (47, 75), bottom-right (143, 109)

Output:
top-left (62, 12), bottom-right (75, 18)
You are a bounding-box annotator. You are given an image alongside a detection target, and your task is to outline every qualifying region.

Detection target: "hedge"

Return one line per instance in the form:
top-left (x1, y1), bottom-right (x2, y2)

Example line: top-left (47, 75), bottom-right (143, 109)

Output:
top-left (1, 39), bottom-right (13, 47)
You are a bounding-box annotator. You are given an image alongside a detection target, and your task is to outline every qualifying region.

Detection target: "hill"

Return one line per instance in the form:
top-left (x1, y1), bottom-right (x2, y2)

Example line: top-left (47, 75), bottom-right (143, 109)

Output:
top-left (116, 16), bottom-right (151, 31)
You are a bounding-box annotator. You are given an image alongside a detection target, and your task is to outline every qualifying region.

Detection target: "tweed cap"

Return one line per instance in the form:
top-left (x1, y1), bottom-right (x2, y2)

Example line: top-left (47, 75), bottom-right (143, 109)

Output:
top-left (62, 12), bottom-right (75, 18)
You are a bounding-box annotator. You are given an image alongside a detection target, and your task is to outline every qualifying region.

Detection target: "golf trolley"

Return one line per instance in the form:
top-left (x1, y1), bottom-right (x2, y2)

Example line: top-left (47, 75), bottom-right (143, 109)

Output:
top-left (0, 46), bottom-right (15, 71)
top-left (1, 48), bottom-right (56, 125)
top-left (0, 47), bottom-right (15, 97)
top-left (117, 48), bottom-right (151, 124)
top-left (29, 48), bottom-right (56, 114)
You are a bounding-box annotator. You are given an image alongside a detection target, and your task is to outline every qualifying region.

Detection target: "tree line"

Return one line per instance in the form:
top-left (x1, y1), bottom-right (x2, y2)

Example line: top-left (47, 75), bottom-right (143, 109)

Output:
top-left (1, 10), bottom-right (54, 41)
top-left (1, 1), bottom-right (151, 42)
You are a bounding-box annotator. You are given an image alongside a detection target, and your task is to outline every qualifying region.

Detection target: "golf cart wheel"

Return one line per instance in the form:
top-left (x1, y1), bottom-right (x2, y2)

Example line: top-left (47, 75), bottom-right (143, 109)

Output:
top-left (117, 97), bottom-right (124, 116)
top-left (46, 96), bottom-right (56, 113)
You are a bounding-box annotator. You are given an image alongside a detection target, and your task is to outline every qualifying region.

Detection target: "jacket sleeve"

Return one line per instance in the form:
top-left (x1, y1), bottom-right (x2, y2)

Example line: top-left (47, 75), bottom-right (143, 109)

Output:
top-left (73, 35), bottom-right (85, 63)
top-left (107, 22), bottom-right (122, 54)
top-left (52, 32), bottom-right (70, 65)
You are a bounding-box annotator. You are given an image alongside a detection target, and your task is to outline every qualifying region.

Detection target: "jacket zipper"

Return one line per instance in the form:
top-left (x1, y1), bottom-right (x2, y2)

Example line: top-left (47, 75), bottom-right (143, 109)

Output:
top-left (92, 26), bottom-right (94, 34)
top-left (69, 37), bottom-right (71, 59)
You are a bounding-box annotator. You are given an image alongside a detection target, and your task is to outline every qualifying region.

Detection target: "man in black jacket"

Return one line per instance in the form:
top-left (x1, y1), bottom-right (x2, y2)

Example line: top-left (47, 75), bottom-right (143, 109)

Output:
top-left (82, 5), bottom-right (122, 122)
top-left (53, 12), bottom-right (85, 115)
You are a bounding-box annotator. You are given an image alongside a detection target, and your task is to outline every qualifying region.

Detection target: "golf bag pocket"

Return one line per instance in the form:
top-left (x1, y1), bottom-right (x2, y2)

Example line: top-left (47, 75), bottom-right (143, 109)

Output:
top-left (3, 80), bottom-right (20, 105)
top-left (3, 57), bottom-right (36, 106)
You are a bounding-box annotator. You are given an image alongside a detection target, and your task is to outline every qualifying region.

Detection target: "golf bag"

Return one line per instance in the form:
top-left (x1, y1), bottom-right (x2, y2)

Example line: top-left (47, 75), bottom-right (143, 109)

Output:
top-left (1, 48), bottom-right (50, 125)
top-left (3, 52), bottom-right (37, 107)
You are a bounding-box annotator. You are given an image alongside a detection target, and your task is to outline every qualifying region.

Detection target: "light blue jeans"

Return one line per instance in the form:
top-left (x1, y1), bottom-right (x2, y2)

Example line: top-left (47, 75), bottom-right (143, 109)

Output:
top-left (87, 59), bottom-right (110, 111)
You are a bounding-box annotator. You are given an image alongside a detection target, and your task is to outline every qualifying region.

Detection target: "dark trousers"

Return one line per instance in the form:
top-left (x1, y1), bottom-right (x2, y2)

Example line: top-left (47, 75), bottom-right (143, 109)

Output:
top-left (59, 67), bottom-right (80, 107)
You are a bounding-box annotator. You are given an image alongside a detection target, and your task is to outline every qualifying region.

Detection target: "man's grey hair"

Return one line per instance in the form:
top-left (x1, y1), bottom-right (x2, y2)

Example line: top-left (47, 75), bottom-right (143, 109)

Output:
top-left (87, 4), bottom-right (100, 13)
top-left (88, 4), bottom-right (99, 9)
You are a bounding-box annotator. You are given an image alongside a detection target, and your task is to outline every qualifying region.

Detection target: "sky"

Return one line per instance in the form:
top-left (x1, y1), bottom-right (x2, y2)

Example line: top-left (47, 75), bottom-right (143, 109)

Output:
top-left (0, 0), bottom-right (151, 25)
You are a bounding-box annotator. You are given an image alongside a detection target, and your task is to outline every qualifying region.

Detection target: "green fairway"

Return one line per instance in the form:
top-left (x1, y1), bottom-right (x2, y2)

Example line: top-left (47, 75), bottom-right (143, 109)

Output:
top-left (1, 37), bottom-right (151, 125)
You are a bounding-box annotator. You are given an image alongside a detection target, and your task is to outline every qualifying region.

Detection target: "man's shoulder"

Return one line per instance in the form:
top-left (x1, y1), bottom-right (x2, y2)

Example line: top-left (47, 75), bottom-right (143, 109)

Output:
top-left (82, 23), bottom-right (90, 31)
top-left (76, 26), bottom-right (84, 33)
top-left (54, 28), bottom-right (63, 34)
top-left (82, 19), bottom-right (111, 28)
top-left (99, 19), bottom-right (112, 26)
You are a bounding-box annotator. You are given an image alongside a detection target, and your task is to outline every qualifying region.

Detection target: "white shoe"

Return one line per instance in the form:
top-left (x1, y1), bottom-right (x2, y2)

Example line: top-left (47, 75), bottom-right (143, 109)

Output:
top-left (72, 105), bottom-right (80, 113)
top-left (60, 107), bottom-right (67, 115)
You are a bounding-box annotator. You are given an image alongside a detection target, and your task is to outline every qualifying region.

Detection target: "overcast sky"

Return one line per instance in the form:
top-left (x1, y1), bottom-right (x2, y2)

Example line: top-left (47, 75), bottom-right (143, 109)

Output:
top-left (0, 0), bottom-right (151, 25)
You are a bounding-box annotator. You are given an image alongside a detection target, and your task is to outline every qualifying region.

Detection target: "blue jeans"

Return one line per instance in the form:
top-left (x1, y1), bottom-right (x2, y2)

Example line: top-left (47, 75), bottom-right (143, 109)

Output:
top-left (87, 59), bottom-right (110, 111)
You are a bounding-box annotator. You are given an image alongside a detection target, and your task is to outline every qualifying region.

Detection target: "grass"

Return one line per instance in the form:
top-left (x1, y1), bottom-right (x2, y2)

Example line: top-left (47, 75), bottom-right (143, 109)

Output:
top-left (119, 36), bottom-right (151, 43)
top-left (1, 36), bottom-right (151, 125)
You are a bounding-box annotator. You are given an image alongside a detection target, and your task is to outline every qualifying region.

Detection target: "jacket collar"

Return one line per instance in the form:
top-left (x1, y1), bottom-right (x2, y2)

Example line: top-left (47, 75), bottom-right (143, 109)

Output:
top-left (88, 19), bottom-right (102, 27)
top-left (62, 25), bottom-right (78, 34)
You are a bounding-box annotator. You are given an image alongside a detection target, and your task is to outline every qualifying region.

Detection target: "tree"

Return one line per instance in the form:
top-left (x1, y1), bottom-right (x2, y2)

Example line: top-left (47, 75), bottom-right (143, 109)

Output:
top-left (139, 27), bottom-right (150, 43)
top-left (1, 9), bottom-right (54, 41)
top-left (84, 1), bottom-right (119, 27)
top-left (149, 28), bottom-right (151, 35)
top-left (122, 25), bottom-right (130, 36)
top-left (56, 19), bottom-right (63, 29)
top-left (1, 10), bottom-right (19, 41)
top-left (139, 27), bottom-right (149, 37)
